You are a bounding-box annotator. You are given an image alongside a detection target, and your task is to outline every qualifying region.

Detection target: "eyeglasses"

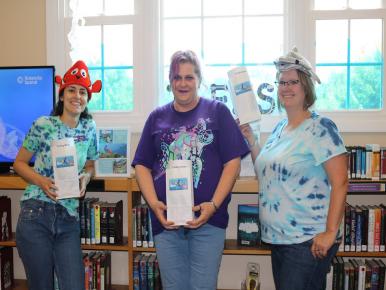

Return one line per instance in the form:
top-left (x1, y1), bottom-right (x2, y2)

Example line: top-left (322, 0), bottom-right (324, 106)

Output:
top-left (275, 80), bottom-right (300, 87)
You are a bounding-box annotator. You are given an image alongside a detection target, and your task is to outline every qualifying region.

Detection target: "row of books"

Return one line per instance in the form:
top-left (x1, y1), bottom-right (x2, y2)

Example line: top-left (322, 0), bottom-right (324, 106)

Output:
top-left (79, 198), bottom-right (123, 245)
top-left (0, 247), bottom-right (13, 290)
top-left (327, 258), bottom-right (386, 290)
top-left (133, 254), bottom-right (162, 290)
top-left (82, 251), bottom-right (112, 290)
top-left (132, 204), bottom-right (154, 248)
top-left (346, 145), bottom-right (386, 180)
top-left (340, 203), bottom-right (386, 252)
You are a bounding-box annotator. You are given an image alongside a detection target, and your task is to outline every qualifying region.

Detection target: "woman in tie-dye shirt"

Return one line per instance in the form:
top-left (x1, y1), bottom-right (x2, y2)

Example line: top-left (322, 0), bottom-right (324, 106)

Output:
top-left (13, 61), bottom-right (100, 290)
top-left (241, 48), bottom-right (348, 290)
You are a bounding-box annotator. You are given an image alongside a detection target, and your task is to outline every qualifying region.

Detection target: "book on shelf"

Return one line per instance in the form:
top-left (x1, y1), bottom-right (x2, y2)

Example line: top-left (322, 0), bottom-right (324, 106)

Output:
top-left (107, 200), bottom-right (123, 245)
top-left (237, 204), bottom-right (261, 247)
top-left (133, 254), bottom-right (160, 290)
top-left (348, 183), bottom-right (386, 192)
top-left (0, 196), bottom-right (11, 242)
top-left (83, 251), bottom-right (111, 290)
top-left (0, 246), bottom-right (14, 290)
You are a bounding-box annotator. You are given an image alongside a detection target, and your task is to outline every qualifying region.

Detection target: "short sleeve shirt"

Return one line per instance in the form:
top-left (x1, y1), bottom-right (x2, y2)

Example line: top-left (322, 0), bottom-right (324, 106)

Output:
top-left (132, 98), bottom-right (249, 235)
top-left (21, 116), bottom-right (98, 217)
top-left (255, 111), bottom-right (346, 244)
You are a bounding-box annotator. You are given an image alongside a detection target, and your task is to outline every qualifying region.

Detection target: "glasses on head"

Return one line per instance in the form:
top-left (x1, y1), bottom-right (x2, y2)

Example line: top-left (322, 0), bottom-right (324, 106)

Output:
top-left (275, 79), bottom-right (300, 87)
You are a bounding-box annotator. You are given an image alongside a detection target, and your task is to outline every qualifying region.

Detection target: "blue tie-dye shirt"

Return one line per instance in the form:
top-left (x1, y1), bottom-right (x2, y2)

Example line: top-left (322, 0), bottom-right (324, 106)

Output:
top-left (255, 111), bottom-right (346, 244)
top-left (21, 116), bottom-right (98, 217)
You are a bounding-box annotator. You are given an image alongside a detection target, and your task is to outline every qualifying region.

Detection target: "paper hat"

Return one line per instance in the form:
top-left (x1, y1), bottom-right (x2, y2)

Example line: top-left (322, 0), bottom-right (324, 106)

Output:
top-left (274, 47), bottom-right (321, 84)
top-left (55, 60), bottom-right (102, 100)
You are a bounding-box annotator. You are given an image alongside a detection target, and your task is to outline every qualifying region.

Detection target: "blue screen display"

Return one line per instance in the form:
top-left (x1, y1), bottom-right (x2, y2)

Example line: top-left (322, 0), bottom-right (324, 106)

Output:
top-left (0, 66), bottom-right (55, 165)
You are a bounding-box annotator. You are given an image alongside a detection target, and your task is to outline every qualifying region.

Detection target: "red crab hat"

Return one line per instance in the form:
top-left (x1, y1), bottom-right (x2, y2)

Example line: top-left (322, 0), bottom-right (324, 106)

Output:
top-left (55, 60), bottom-right (102, 100)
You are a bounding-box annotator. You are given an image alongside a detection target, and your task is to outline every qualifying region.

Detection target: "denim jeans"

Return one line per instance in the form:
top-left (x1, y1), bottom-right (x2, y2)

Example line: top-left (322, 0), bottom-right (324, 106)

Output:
top-left (16, 199), bottom-right (84, 290)
top-left (154, 223), bottom-right (225, 290)
top-left (270, 239), bottom-right (339, 290)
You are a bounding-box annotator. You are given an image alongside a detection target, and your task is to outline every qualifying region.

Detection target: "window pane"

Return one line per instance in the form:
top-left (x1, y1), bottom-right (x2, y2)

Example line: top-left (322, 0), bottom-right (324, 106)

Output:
top-left (70, 0), bottom-right (103, 17)
top-left (204, 0), bottom-right (242, 16)
top-left (245, 17), bottom-right (283, 63)
top-left (316, 20), bottom-right (348, 63)
top-left (104, 69), bottom-right (133, 111)
top-left (104, 25), bottom-right (133, 66)
top-left (105, 0), bottom-right (134, 15)
top-left (349, 0), bottom-right (382, 9)
top-left (163, 0), bottom-right (201, 17)
top-left (316, 66), bottom-right (347, 110)
top-left (350, 66), bottom-right (383, 109)
top-left (244, 0), bottom-right (283, 15)
top-left (163, 19), bottom-right (201, 64)
top-left (351, 19), bottom-right (382, 62)
top-left (87, 70), bottom-right (103, 110)
top-left (203, 17), bottom-right (242, 64)
top-left (69, 25), bottom-right (102, 66)
top-left (314, 0), bottom-right (346, 10)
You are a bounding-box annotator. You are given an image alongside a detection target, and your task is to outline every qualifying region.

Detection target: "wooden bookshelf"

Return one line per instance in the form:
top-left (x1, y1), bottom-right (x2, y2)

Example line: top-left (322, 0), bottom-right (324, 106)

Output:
top-left (2, 174), bottom-right (386, 290)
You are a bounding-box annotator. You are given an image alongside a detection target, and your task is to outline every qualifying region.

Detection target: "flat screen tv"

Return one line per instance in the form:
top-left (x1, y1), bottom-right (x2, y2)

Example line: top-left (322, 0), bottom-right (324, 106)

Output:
top-left (0, 66), bottom-right (55, 173)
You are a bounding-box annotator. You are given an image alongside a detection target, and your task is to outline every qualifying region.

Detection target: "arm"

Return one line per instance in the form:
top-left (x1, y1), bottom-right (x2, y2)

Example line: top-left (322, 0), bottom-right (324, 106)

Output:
top-left (186, 157), bottom-right (241, 229)
top-left (13, 147), bottom-right (58, 200)
top-left (311, 153), bottom-right (348, 258)
top-left (134, 164), bottom-right (175, 229)
top-left (239, 123), bottom-right (261, 163)
top-left (79, 160), bottom-right (95, 197)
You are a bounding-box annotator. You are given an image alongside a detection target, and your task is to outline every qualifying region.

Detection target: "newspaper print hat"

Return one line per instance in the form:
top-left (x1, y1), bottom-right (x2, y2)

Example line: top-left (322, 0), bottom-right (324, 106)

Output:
top-left (274, 47), bottom-right (321, 84)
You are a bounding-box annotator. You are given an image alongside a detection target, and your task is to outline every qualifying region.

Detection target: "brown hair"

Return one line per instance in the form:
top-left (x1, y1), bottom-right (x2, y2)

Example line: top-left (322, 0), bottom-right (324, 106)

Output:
top-left (168, 50), bottom-right (202, 86)
top-left (277, 70), bottom-right (316, 111)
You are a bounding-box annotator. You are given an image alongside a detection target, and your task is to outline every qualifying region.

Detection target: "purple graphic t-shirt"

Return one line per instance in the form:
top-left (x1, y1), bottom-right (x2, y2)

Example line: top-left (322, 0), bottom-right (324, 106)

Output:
top-left (132, 98), bottom-right (249, 235)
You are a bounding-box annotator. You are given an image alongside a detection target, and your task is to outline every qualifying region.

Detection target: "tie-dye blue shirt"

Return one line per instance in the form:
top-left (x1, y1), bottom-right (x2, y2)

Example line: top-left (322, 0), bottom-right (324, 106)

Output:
top-left (255, 111), bottom-right (346, 244)
top-left (132, 98), bottom-right (250, 235)
top-left (21, 116), bottom-right (98, 217)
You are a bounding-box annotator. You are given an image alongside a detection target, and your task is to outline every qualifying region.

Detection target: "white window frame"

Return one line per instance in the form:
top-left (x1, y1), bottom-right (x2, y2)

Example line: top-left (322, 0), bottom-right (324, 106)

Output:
top-left (46, 0), bottom-right (160, 132)
top-left (46, 0), bottom-right (386, 133)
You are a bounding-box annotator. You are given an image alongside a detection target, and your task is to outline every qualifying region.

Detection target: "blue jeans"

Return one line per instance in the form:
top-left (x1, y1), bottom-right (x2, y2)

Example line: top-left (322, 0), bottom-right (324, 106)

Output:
top-left (270, 239), bottom-right (339, 290)
top-left (154, 223), bottom-right (225, 290)
top-left (16, 199), bottom-right (84, 290)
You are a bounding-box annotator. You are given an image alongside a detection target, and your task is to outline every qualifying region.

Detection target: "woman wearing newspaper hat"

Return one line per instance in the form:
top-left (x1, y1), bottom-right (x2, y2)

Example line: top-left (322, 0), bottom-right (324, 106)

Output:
top-left (240, 47), bottom-right (348, 290)
top-left (13, 60), bottom-right (100, 290)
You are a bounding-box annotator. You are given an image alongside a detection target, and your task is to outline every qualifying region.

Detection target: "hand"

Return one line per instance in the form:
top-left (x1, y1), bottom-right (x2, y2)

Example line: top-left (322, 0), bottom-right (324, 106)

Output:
top-left (79, 172), bottom-right (91, 197)
top-left (37, 176), bottom-right (58, 201)
top-left (150, 200), bottom-right (177, 230)
top-left (311, 231), bottom-right (336, 259)
top-left (185, 201), bottom-right (216, 229)
top-left (239, 123), bottom-right (256, 147)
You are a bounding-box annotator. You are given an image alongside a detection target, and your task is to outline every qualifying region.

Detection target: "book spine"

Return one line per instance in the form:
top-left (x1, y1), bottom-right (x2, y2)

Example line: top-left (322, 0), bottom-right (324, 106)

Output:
top-left (344, 204), bottom-right (351, 252)
top-left (374, 206), bottom-right (381, 252)
top-left (94, 203), bottom-right (101, 244)
top-left (136, 205), bottom-right (142, 247)
top-left (381, 147), bottom-right (386, 179)
top-left (368, 207), bottom-right (375, 252)
top-left (132, 207), bottom-right (137, 247)
top-left (355, 207), bottom-right (362, 252)
top-left (148, 208), bottom-right (154, 248)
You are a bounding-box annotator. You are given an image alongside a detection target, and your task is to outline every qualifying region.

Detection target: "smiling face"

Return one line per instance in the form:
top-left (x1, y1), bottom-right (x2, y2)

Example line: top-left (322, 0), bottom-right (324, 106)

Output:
top-left (61, 84), bottom-right (88, 117)
top-left (277, 69), bottom-right (306, 112)
top-left (171, 62), bottom-right (200, 112)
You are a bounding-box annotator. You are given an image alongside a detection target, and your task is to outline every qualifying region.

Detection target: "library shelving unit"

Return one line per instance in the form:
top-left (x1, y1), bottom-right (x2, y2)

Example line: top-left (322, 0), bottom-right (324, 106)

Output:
top-left (1, 174), bottom-right (385, 290)
top-left (0, 173), bottom-right (130, 290)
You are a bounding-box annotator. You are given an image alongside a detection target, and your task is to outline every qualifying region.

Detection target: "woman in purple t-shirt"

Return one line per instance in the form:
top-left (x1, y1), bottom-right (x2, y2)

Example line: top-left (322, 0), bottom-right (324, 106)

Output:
top-left (132, 50), bottom-right (249, 290)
